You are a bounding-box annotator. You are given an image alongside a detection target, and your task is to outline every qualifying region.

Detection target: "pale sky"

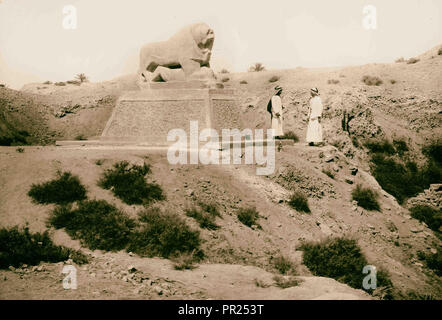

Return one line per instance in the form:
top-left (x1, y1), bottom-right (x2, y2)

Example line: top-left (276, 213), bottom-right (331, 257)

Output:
top-left (0, 0), bottom-right (441, 88)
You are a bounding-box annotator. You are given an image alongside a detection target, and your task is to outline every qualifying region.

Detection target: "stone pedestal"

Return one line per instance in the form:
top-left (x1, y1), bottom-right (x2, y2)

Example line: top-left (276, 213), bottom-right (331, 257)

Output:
top-left (101, 85), bottom-right (238, 145)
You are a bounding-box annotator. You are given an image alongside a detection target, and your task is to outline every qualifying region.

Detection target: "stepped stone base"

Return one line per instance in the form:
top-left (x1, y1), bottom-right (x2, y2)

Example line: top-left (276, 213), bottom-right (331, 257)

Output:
top-left (101, 87), bottom-right (238, 144)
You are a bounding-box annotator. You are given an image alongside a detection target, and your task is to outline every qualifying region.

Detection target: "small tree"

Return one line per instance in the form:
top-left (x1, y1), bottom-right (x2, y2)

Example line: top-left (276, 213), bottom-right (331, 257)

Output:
top-left (75, 73), bottom-right (89, 83)
top-left (249, 63), bottom-right (265, 72)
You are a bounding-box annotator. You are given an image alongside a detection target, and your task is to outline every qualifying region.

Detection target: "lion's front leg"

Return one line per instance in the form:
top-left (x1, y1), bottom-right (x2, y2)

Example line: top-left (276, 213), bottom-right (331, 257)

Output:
top-left (180, 59), bottom-right (201, 79)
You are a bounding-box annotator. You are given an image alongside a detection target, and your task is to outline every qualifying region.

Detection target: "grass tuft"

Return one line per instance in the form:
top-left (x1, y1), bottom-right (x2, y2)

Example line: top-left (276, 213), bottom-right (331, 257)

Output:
top-left (288, 191), bottom-right (310, 213)
top-left (271, 255), bottom-right (296, 275)
top-left (237, 207), bottom-right (260, 228)
top-left (352, 184), bottom-right (380, 211)
top-left (272, 275), bottom-right (300, 288)
top-left (185, 207), bottom-right (219, 230)
top-left (172, 251), bottom-right (198, 270)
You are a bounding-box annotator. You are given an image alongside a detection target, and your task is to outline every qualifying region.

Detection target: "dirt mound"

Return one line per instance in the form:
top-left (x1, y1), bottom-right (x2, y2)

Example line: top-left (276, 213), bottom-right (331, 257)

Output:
top-left (0, 87), bottom-right (54, 145)
top-left (0, 77), bottom-right (134, 144)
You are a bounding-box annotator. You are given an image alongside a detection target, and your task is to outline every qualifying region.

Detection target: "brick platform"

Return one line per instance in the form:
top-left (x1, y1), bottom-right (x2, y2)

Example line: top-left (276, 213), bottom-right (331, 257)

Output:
top-left (101, 87), bottom-right (238, 144)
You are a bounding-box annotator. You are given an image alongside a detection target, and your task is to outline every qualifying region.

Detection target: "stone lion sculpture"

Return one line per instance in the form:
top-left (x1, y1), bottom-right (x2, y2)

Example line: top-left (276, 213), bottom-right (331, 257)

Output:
top-left (138, 23), bottom-right (215, 83)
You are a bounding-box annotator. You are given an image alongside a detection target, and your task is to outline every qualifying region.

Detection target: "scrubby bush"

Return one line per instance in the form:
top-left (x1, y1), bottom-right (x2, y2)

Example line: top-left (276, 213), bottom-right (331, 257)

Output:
top-left (0, 226), bottom-right (88, 269)
top-left (185, 207), bottom-right (219, 230)
top-left (327, 79), bottom-right (340, 84)
top-left (273, 275), bottom-right (300, 288)
top-left (98, 161), bottom-right (164, 205)
top-left (198, 202), bottom-right (221, 217)
top-left (409, 205), bottom-right (441, 232)
top-left (248, 63), bottom-right (265, 72)
top-left (16, 147), bottom-right (24, 153)
top-left (128, 207), bottom-right (202, 259)
top-left (43, 81), bottom-right (52, 85)
top-left (425, 249), bottom-right (442, 276)
top-left (288, 191), bottom-right (310, 213)
top-left (422, 140), bottom-right (442, 165)
top-left (370, 153), bottom-right (441, 204)
top-left (300, 238), bottom-right (392, 291)
top-left (362, 75), bottom-right (382, 86)
top-left (66, 80), bottom-right (81, 85)
top-left (393, 138), bottom-right (408, 155)
top-left (268, 76), bottom-right (280, 83)
top-left (219, 69), bottom-right (229, 74)
top-left (406, 57), bottom-right (419, 64)
top-left (364, 139), bottom-right (396, 155)
top-left (280, 131), bottom-right (299, 142)
top-left (438, 47), bottom-right (442, 55)
top-left (0, 130), bottom-right (30, 146)
top-left (237, 207), bottom-right (260, 228)
top-left (48, 200), bottom-right (136, 251)
top-left (28, 171), bottom-right (87, 205)
top-left (271, 255), bottom-right (296, 275)
top-left (221, 77), bottom-right (230, 83)
top-left (239, 80), bottom-right (248, 84)
top-left (352, 184), bottom-right (380, 211)
top-left (363, 138), bottom-right (442, 204)
top-left (395, 57), bottom-right (405, 63)
top-left (54, 82), bottom-right (66, 86)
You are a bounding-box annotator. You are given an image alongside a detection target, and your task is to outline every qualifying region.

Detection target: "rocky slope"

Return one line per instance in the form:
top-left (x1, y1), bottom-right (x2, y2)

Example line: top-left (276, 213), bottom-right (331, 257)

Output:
top-left (0, 145), bottom-right (440, 299)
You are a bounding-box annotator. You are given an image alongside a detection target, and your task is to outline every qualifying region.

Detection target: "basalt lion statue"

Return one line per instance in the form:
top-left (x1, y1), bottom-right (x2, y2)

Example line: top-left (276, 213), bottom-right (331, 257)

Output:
top-left (138, 23), bottom-right (215, 83)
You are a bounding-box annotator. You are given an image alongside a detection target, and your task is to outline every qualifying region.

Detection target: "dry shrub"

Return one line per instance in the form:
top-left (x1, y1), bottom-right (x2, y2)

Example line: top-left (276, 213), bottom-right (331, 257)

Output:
top-left (362, 75), bottom-right (382, 86)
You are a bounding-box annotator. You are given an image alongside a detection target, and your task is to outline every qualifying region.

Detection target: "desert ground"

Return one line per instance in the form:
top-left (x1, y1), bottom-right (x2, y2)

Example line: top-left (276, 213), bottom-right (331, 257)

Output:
top-left (0, 44), bottom-right (441, 300)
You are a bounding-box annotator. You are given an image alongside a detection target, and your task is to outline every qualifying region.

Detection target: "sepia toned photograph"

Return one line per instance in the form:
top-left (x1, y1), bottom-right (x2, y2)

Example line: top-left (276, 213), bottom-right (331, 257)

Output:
top-left (0, 0), bottom-right (441, 307)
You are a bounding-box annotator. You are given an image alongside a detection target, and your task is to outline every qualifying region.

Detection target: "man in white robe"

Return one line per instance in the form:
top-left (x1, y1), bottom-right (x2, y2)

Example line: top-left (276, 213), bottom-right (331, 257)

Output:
top-left (306, 87), bottom-right (323, 145)
top-left (267, 86), bottom-right (284, 138)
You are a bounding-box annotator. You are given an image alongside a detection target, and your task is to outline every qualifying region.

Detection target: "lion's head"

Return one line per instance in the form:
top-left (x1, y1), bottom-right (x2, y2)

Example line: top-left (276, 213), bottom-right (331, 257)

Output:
top-left (191, 23), bottom-right (214, 53)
